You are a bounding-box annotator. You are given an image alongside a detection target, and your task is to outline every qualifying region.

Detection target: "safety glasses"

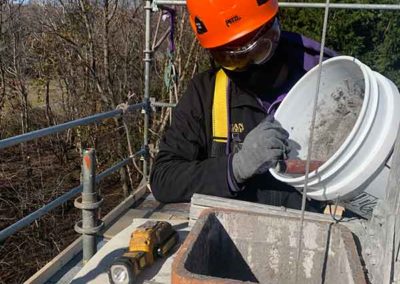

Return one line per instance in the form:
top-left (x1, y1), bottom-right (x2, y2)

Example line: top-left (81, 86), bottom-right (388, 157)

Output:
top-left (210, 18), bottom-right (281, 70)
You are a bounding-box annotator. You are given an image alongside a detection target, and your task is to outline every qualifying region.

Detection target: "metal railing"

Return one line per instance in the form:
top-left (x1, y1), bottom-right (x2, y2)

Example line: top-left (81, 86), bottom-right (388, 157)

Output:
top-left (0, 102), bottom-right (147, 242)
top-left (0, 150), bottom-right (145, 241)
top-left (0, 103), bottom-right (145, 150)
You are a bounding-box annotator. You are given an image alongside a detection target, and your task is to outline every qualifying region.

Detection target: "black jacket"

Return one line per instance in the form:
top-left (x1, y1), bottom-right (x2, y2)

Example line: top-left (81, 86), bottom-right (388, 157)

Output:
top-left (150, 32), bottom-right (336, 212)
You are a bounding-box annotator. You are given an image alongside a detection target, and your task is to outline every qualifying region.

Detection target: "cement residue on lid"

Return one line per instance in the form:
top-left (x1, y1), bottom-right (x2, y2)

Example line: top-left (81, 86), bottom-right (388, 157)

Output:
top-left (311, 79), bottom-right (364, 161)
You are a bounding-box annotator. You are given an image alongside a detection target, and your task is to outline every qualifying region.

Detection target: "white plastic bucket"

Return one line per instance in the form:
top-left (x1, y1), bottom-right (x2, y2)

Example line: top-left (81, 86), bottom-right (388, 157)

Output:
top-left (270, 56), bottom-right (400, 218)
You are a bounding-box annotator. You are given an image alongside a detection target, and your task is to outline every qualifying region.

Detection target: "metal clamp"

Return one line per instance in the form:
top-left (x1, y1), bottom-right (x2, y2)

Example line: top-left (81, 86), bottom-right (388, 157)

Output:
top-left (140, 145), bottom-right (150, 160)
top-left (141, 98), bottom-right (152, 115)
top-left (150, 98), bottom-right (177, 109)
top-left (143, 47), bottom-right (154, 61)
top-left (74, 196), bottom-right (104, 210)
top-left (74, 220), bottom-right (104, 235)
top-left (150, 97), bottom-right (157, 112)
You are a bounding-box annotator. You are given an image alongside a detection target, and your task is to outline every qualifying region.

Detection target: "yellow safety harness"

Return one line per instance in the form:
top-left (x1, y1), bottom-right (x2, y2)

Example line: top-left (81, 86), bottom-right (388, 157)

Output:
top-left (212, 69), bottom-right (229, 144)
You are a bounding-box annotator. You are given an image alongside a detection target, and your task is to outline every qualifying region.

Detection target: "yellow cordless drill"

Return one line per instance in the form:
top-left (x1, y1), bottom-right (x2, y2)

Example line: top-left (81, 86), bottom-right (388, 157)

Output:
top-left (108, 221), bottom-right (178, 284)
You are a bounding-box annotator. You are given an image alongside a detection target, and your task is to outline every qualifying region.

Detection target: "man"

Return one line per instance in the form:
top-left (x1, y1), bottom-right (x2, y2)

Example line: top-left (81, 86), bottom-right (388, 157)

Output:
top-left (150, 0), bottom-right (336, 211)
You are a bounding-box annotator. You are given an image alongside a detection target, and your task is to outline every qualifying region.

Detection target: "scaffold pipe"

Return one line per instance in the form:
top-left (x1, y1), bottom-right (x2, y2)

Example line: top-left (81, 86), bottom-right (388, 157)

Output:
top-left (74, 149), bottom-right (104, 263)
top-left (0, 102), bottom-right (145, 150)
top-left (153, 0), bottom-right (400, 10)
top-left (143, 0), bottom-right (153, 180)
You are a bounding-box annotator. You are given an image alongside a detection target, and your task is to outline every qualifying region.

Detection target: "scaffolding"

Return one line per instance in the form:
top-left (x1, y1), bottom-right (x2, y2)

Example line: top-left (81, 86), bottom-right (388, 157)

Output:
top-left (1, 0), bottom-right (400, 282)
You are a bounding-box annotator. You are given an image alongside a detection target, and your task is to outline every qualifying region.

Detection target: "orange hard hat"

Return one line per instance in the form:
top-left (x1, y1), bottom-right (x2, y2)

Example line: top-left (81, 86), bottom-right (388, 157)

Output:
top-left (187, 0), bottom-right (279, 49)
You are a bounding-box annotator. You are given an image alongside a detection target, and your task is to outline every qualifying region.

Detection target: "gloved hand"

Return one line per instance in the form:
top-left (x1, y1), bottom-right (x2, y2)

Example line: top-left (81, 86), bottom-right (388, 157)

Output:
top-left (232, 116), bottom-right (289, 184)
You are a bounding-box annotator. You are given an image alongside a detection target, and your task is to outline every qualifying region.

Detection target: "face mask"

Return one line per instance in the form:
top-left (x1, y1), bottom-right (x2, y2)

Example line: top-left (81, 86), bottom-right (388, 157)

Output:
top-left (209, 18), bottom-right (281, 71)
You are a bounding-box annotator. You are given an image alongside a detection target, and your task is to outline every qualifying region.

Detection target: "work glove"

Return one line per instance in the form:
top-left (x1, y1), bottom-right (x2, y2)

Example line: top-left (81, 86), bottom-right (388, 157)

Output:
top-left (232, 116), bottom-right (289, 184)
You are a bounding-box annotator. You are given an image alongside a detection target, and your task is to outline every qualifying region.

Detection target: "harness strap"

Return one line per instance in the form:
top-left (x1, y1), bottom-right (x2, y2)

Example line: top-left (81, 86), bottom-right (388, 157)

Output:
top-left (212, 69), bottom-right (229, 143)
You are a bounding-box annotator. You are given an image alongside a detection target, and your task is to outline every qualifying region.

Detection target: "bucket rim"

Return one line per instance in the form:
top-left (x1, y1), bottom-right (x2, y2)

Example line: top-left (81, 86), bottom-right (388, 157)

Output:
top-left (270, 55), bottom-right (375, 187)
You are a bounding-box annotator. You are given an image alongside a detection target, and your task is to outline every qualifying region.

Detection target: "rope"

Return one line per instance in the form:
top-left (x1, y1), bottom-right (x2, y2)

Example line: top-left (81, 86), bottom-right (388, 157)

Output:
top-left (295, 0), bottom-right (331, 281)
top-left (115, 101), bottom-right (145, 182)
top-left (161, 7), bottom-right (176, 129)
top-left (122, 119), bottom-right (144, 177)
top-left (162, 7), bottom-right (175, 52)
top-left (328, 198), bottom-right (344, 223)
top-left (164, 51), bottom-right (177, 91)
top-left (162, 8), bottom-right (177, 92)
top-left (116, 102), bottom-right (129, 114)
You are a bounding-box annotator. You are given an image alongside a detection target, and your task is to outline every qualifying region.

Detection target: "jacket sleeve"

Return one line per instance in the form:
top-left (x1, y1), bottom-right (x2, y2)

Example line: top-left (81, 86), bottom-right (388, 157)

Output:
top-left (150, 78), bottom-right (235, 203)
